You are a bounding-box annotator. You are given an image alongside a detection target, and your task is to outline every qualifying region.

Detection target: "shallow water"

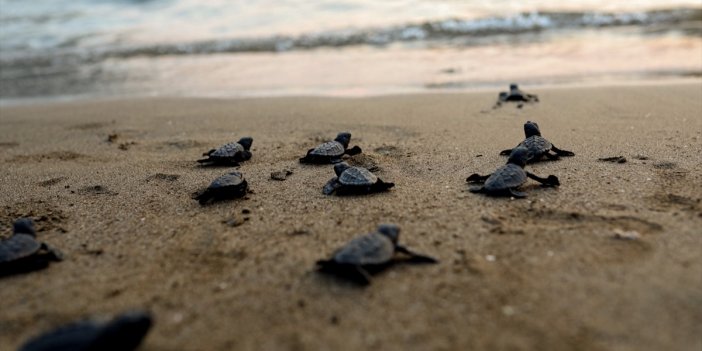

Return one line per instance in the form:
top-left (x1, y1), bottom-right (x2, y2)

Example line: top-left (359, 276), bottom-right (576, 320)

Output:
top-left (1, 0), bottom-right (700, 102)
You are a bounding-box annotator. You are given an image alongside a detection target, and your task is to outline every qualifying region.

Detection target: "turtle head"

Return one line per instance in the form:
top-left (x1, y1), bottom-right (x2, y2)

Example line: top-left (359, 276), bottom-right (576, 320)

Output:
top-left (524, 121), bottom-right (541, 137)
top-left (377, 224), bottom-right (400, 244)
top-left (507, 147), bottom-right (529, 167)
top-left (509, 83), bottom-right (519, 91)
top-left (13, 218), bottom-right (36, 236)
top-left (95, 311), bottom-right (153, 350)
top-left (238, 137), bottom-right (253, 150)
top-left (333, 162), bottom-right (351, 176)
top-left (334, 132), bottom-right (352, 148)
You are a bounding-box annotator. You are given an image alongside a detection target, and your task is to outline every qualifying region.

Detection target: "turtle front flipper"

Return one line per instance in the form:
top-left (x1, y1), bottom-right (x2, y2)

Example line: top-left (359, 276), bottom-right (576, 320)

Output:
top-left (466, 173), bottom-right (490, 183)
top-left (344, 145), bottom-right (362, 156)
top-left (195, 189), bottom-right (215, 205)
top-left (395, 245), bottom-right (438, 264)
top-left (526, 172), bottom-right (560, 187)
top-left (499, 148), bottom-right (514, 156)
top-left (544, 151), bottom-right (560, 160)
top-left (508, 189), bottom-right (527, 198)
top-left (40, 243), bottom-right (63, 261)
top-left (323, 177), bottom-right (341, 195)
top-left (203, 149), bottom-right (216, 157)
top-left (236, 150), bottom-right (253, 162)
top-left (551, 145), bottom-right (575, 156)
top-left (469, 186), bottom-right (485, 193)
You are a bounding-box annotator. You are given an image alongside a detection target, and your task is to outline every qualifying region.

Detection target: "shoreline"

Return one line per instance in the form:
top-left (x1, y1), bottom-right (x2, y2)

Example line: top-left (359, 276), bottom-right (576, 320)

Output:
top-left (1, 83), bottom-right (701, 350)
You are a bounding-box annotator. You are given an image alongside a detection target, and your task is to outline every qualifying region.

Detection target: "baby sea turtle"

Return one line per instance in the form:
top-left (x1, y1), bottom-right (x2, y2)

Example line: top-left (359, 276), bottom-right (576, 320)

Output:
top-left (495, 83), bottom-right (539, 107)
top-left (316, 224), bottom-right (437, 285)
top-left (198, 137), bottom-right (253, 166)
top-left (299, 132), bottom-right (362, 164)
top-left (499, 121), bottom-right (575, 163)
top-left (322, 162), bottom-right (394, 195)
top-left (467, 147), bottom-right (560, 198)
top-left (195, 171), bottom-right (248, 205)
top-left (19, 310), bottom-right (152, 351)
top-left (0, 218), bottom-right (62, 277)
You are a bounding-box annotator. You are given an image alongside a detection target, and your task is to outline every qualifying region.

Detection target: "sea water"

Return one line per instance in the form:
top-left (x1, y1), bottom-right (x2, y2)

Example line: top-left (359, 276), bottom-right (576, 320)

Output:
top-left (1, 0), bottom-right (700, 102)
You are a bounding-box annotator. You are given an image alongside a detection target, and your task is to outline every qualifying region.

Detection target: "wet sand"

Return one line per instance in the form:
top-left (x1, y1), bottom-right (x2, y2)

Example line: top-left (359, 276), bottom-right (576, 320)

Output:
top-left (1, 82), bottom-right (701, 351)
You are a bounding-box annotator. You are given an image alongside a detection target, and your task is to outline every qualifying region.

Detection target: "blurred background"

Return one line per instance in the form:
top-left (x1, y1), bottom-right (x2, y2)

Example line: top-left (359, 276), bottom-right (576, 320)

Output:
top-left (1, 0), bottom-right (700, 103)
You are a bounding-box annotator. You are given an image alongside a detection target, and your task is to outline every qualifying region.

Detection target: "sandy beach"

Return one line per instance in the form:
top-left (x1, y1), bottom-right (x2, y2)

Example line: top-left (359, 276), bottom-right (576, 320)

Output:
top-left (1, 82), bottom-right (701, 350)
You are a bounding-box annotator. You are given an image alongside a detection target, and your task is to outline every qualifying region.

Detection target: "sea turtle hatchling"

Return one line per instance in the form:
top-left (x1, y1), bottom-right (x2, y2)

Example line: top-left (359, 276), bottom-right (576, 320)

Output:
top-left (19, 310), bottom-right (152, 351)
top-left (499, 121), bottom-right (575, 163)
top-left (467, 147), bottom-right (560, 198)
top-left (195, 171), bottom-right (248, 205)
top-left (495, 83), bottom-right (539, 107)
top-left (322, 162), bottom-right (394, 195)
top-left (299, 132), bottom-right (362, 164)
top-left (316, 224), bottom-right (437, 285)
top-left (197, 137), bottom-right (253, 166)
top-left (0, 218), bottom-right (63, 277)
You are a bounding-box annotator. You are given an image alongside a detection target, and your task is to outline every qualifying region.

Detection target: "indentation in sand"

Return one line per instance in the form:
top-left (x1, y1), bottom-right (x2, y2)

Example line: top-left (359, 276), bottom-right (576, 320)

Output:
top-left (0, 142), bottom-right (19, 148)
top-left (37, 177), bottom-right (68, 187)
top-left (77, 185), bottom-right (118, 196)
top-left (146, 173), bottom-right (181, 182)
top-left (9, 151), bottom-right (88, 163)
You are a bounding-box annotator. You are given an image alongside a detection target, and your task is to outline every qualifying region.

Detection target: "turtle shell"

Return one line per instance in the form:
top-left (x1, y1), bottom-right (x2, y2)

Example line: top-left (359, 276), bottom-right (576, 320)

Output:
top-left (210, 142), bottom-right (245, 158)
top-left (0, 234), bottom-right (41, 263)
top-left (338, 167), bottom-right (377, 186)
top-left (520, 135), bottom-right (552, 159)
top-left (332, 232), bottom-right (395, 266)
top-left (209, 171), bottom-right (245, 190)
top-left (309, 141), bottom-right (345, 157)
top-left (483, 164), bottom-right (527, 192)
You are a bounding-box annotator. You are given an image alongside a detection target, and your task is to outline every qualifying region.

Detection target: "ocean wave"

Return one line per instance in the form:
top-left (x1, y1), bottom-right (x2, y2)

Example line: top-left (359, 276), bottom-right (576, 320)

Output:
top-left (1, 7), bottom-right (700, 63)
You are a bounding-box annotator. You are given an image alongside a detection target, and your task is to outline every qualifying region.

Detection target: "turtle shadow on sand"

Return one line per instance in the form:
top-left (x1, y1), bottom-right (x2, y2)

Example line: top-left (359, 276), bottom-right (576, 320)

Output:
top-left (316, 224), bottom-right (437, 286)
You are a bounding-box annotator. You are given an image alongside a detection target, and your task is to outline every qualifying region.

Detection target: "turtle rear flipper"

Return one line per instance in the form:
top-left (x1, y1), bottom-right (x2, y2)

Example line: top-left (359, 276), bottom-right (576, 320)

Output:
top-left (551, 145), bottom-right (575, 156)
top-left (344, 146), bottom-right (362, 156)
top-left (543, 151), bottom-right (560, 160)
top-left (395, 246), bottom-right (438, 264)
top-left (499, 149), bottom-right (514, 156)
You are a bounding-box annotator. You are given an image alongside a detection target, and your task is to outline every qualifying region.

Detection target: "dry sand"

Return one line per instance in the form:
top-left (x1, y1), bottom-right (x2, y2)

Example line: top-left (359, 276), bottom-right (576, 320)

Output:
top-left (1, 83), bottom-right (701, 351)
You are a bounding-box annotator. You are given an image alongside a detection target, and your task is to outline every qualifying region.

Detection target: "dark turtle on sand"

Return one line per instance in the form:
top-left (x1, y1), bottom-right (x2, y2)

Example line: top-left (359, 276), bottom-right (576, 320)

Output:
top-left (499, 121), bottom-right (575, 162)
top-left (467, 147), bottom-right (560, 198)
top-left (495, 83), bottom-right (539, 106)
top-left (299, 132), bottom-right (362, 164)
top-left (198, 137), bottom-right (253, 166)
top-left (19, 310), bottom-right (152, 351)
top-left (0, 218), bottom-right (62, 277)
top-left (195, 171), bottom-right (248, 204)
top-left (316, 224), bottom-right (437, 285)
top-left (323, 162), bottom-right (394, 195)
